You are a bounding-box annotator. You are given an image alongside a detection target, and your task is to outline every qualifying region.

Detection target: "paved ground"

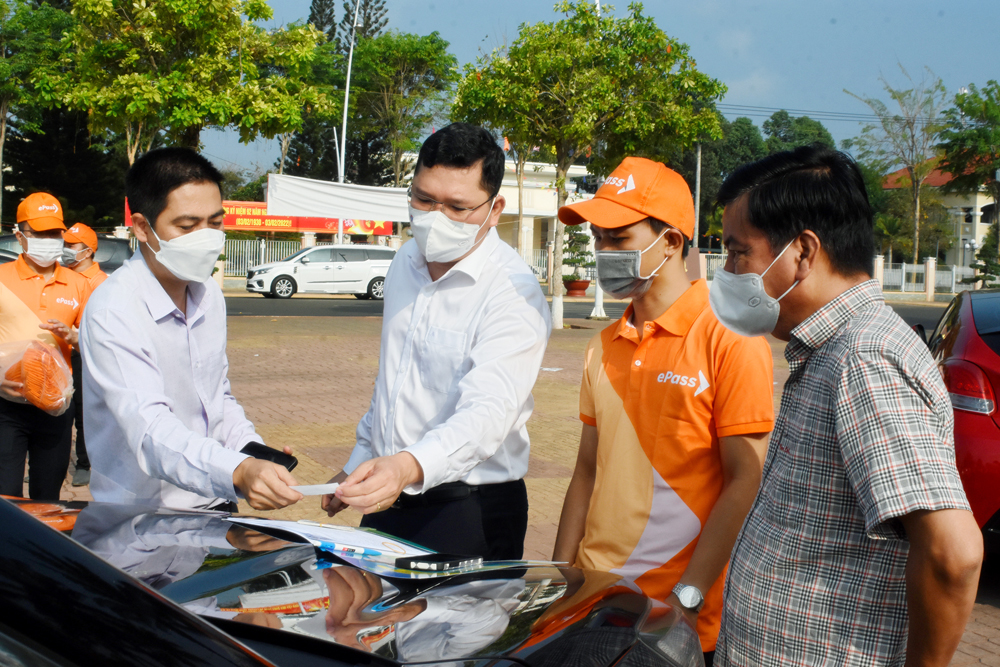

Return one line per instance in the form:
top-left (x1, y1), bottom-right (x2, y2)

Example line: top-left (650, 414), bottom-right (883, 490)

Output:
top-left (50, 296), bottom-right (998, 664)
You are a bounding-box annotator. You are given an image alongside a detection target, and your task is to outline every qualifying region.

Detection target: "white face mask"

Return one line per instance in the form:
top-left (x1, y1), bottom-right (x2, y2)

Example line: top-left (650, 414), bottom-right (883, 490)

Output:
top-left (408, 198), bottom-right (495, 263)
top-left (145, 226), bottom-right (226, 283)
top-left (709, 241), bottom-right (799, 337)
top-left (22, 236), bottom-right (65, 268)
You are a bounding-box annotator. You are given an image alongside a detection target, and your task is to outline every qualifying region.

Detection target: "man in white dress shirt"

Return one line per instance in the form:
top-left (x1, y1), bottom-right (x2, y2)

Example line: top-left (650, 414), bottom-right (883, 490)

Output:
top-left (322, 123), bottom-right (551, 559)
top-left (81, 148), bottom-right (302, 511)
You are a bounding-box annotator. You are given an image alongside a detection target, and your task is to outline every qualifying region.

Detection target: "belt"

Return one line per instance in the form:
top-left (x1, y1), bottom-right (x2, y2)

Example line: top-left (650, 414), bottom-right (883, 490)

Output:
top-left (392, 481), bottom-right (478, 509)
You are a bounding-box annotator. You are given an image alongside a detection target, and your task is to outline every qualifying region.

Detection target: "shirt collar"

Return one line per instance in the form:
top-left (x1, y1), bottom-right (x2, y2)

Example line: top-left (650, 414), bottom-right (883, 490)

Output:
top-left (130, 250), bottom-right (208, 324)
top-left (786, 279), bottom-right (884, 365)
top-left (409, 227), bottom-right (500, 283)
top-left (81, 262), bottom-right (102, 278)
top-left (15, 255), bottom-right (69, 284)
top-left (612, 279), bottom-right (709, 342)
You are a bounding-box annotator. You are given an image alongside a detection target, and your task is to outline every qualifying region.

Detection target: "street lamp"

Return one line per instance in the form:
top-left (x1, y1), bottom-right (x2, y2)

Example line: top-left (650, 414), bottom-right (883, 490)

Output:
top-left (339, 0), bottom-right (362, 185)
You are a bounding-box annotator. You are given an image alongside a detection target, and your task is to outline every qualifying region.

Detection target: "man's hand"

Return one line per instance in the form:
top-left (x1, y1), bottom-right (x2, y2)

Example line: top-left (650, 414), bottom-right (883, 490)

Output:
top-left (321, 470), bottom-right (349, 517)
top-left (666, 592), bottom-right (699, 628)
top-left (233, 457), bottom-right (303, 510)
top-left (0, 378), bottom-right (24, 401)
top-left (335, 452), bottom-right (423, 515)
top-left (40, 320), bottom-right (77, 347)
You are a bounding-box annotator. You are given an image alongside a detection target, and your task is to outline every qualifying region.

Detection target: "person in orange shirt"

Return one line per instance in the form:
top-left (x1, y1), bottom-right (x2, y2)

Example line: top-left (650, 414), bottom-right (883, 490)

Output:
top-left (0, 192), bottom-right (91, 500)
top-left (61, 223), bottom-right (107, 486)
top-left (551, 158), bottom-right (775, 667)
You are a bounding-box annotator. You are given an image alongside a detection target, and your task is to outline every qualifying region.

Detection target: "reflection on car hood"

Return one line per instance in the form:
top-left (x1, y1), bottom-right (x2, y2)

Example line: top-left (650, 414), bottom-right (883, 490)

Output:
top-left (13, 499), bottom-right (693, 666)
top-left (248, 262), bottom-right (281, 272)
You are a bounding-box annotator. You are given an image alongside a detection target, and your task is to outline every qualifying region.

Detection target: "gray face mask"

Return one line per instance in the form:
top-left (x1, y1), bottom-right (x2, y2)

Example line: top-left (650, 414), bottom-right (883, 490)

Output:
top-left (595, 229), bottom-right (669, 300)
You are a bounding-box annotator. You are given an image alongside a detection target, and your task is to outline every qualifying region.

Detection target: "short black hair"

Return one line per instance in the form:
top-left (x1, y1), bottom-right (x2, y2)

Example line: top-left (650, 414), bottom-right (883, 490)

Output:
top-left (717, 145), bottom-right (873, 277)
top-left (646, 218), bottom-right (690, 259)
top-left (414, 123), bottom-right (505, 198)
top-left (126, 147), bottom-right (224, 230)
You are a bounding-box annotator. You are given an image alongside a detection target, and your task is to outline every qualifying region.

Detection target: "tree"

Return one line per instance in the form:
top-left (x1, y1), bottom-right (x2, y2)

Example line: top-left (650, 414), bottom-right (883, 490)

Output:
top-left (338, 0), bottom-right (387, 50)
top-left (0, 0), bottom-right (71, 223)
top-left (938, 81), bottom-right (1000, 263)
top-left (351, 31), bottom-right (458, 186)
top-left (874, 213), bottom-right (905, 264)
top-left (763, 110), bottom-right (835, 154)
top-left (563, 226), bottom-right (594, 280)
top-left (4, 107), bottom-right (127, 229)
top-left (966, 223), bottom-right (1000, 288)
top-left (38, 0), bottom-right (328, 160)
top-left (844, 65), bottom-right (948, 264)
top-left (453, 1), bottom-right (725, 328)
top-left (718, 117), bottom-right (767, 178)
top-left (308, 0), bottom-right (337, 43)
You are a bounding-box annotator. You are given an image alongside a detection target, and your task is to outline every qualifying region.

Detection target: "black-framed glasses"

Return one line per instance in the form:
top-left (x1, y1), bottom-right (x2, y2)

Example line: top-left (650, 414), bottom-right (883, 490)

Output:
top-left (407, 187), bottom-right (495, 222)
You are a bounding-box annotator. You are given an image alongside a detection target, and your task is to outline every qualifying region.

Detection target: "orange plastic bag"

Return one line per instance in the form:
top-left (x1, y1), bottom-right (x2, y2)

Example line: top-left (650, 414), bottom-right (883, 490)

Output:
top-left (0, 340), bottom-right (73, 416)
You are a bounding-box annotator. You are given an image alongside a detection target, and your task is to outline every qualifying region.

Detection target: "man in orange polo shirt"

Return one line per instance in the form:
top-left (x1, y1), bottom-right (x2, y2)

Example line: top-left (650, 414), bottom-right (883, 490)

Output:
top-left (61, 223), bottom-right (107, 486)
top-left (551, 158), bottom-right (775, 666)
top-left (0, 192), bottom-right (91, 500)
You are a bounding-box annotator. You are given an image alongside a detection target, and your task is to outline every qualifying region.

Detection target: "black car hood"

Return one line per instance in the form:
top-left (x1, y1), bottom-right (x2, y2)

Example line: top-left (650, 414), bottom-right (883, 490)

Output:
top-left (11, 499), bottom-right (695, 666)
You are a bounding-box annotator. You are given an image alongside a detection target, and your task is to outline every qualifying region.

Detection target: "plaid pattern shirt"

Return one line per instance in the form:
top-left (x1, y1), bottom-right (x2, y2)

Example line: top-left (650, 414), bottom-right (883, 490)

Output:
top-left (716, 280), bottom-right (970, 667)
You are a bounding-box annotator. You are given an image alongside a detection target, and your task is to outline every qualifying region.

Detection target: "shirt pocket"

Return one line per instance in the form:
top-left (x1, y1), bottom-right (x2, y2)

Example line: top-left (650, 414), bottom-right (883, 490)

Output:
top-left (418, 326), bottom-right (468, 394)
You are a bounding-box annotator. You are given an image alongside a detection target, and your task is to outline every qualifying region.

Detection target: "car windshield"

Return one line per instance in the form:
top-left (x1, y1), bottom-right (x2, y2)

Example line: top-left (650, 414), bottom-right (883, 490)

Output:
top-left (280, 248), bottom-right (312, 262)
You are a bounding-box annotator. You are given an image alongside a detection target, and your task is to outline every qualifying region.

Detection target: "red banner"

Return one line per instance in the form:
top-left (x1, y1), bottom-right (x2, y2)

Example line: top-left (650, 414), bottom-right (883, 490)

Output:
top-left (223, 201), bottom-right (391, 235)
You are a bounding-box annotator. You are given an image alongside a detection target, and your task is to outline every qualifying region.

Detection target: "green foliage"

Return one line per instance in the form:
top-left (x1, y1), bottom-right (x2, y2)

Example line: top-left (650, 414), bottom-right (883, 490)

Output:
top-left (352, 31), bottom-right (459, 186)
top-left (762, 110), bottom-right (835, 154)
top-left (718, 117), bottom-right (767, 176)
top-left (37, 0), bottom-right (330, 160)
top-left (337, 0), bottom-right (387, 52)
top-left (843, 65), bottom-right (948, 261)
top-left (228, 173), bottom-right (269, 203)
top-left (562, 227), bottom-right (594, 280)
top-left (308, 0), bottom-right (338, 43)
top-left (3, 107), bottom-right (127, 230)
top-left (0, 0), bottom-right (72, 222)
top-left (964, 222), bottom-right (1000, 288)
top-left (938, 81), bottom-right (1000, 216)
top-left (651, 115), bottom-right (765, 248)
top-left (453, 0), bottom-right (725, 306)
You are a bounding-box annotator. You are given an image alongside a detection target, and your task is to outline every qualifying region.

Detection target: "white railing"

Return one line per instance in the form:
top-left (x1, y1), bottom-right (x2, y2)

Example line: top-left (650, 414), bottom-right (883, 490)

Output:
top-left (521, 249), bottom-right (548, 281)
top-left (225, 239), bottom-right (300, 277)
top-left (704, 253), bottom-right (725, 280)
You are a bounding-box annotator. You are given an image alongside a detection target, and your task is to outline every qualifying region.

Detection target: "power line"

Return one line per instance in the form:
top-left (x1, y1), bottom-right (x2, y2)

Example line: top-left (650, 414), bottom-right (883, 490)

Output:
top-left (716, 103), bottom-right (939, 125)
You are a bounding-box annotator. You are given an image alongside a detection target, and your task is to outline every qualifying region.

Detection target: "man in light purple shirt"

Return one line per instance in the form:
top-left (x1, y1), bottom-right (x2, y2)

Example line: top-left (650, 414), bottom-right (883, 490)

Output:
top-left (81, 148), bottom-right (302, 511)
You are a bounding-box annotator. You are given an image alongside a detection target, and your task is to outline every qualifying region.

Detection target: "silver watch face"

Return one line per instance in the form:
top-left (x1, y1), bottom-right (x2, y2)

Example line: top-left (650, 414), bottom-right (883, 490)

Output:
top-left (678, 586), bottom-right (703, 609)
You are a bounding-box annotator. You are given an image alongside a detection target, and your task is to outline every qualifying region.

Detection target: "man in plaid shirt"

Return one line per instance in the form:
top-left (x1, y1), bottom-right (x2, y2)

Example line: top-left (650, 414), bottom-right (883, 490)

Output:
top-left (710, 145), bottom-right (982, 666)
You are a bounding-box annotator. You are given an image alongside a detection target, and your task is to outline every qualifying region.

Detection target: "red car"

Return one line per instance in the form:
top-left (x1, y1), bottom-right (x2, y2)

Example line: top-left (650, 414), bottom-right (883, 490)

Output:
top-left (924, 289), bottom-right (1000, 542)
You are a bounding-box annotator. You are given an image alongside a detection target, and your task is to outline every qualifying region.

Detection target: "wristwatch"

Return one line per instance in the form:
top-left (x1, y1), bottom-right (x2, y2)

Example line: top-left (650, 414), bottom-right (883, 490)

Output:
top-left (672, 583), bottom-right (705, 612)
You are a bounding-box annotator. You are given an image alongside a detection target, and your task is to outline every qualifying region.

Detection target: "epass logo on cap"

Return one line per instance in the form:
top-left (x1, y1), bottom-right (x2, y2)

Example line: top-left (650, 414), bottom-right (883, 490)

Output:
top-left (603, 174), bottom-right (637, 195)
top-left (37, 204), bottom-right (59, 212)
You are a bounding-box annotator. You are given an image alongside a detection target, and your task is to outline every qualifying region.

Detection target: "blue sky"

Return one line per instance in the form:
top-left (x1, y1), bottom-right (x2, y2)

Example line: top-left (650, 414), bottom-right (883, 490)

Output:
top-left (201, 0), bottom-right (1000, 174)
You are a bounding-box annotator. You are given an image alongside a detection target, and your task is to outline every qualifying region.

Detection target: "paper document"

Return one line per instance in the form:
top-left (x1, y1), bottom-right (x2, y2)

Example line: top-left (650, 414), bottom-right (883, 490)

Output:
top-left (224, 517), bottom-right (430, 558)
top-left (290, 483), bottom-right (340, 496)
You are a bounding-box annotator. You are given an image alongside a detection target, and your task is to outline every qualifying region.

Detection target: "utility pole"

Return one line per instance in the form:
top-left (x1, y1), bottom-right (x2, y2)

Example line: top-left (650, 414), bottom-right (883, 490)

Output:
top-left (338, 0), bottom-right (361, 184)
top-left (595, 1), bottom-right (600, 17)
top-left (694, 143), bottom-right (702, 245)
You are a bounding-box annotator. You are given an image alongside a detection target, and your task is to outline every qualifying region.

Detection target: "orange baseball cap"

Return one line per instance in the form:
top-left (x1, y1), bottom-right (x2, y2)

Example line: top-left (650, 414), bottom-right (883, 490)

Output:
top-left (63, 223), bottom-right (98, 251)
top-left (16, 192), bottom-right (65, 232)
top-left (558, 157), bottom-right (695, 239)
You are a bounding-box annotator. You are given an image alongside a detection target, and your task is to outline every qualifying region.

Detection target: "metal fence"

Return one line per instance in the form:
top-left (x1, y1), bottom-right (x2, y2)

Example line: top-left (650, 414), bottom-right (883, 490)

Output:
top-left (522, 249), bottom-right (548, 281)
top-left (224, 239), bottom-right (300, 277)
top-left (704, 253), bottom-right (725, 280)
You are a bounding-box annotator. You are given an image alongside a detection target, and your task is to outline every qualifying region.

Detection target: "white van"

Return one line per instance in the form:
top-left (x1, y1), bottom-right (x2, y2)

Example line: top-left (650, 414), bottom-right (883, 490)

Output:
top-left (245, 245), bottom-right (396, 299)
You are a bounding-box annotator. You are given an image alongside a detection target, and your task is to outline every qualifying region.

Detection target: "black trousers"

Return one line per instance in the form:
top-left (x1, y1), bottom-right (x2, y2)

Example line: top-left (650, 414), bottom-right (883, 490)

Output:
top-left (71, 351), bottom-right (89, 470)
top-left (0, 397), bottom-right (74, 500)
top-left (360, 479), bottom-right (528, 560)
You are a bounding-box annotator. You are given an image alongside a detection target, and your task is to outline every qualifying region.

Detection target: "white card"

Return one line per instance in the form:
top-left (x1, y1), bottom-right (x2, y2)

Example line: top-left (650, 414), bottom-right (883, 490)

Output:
top-left (290, 483), bottom-right (340, 496)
